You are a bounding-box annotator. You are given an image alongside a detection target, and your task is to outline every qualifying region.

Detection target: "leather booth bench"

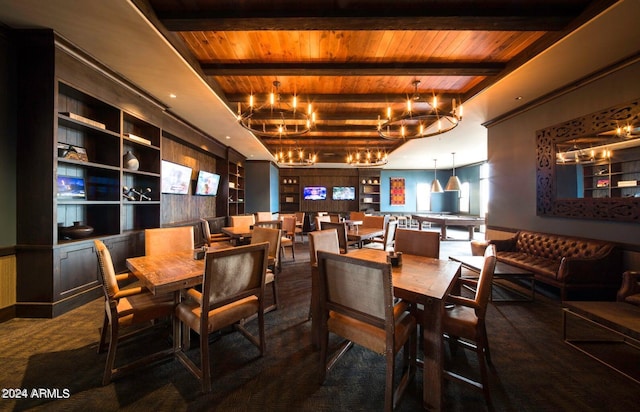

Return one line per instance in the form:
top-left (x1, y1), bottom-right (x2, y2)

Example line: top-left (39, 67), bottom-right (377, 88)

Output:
top-left (473, 230), bottom-right (622, 300)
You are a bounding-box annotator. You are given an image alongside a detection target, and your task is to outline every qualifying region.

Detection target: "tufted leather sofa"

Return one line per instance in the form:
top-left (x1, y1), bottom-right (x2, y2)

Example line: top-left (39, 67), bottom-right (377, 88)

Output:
top-left (479, 230), bottom-right (622, 301)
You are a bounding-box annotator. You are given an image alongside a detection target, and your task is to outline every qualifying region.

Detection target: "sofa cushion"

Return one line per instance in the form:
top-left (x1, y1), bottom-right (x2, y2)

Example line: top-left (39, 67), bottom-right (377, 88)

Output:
top-left (515, 231), bottom-right (612, 261)
top-left (497, 252), bottom-right (560, 279)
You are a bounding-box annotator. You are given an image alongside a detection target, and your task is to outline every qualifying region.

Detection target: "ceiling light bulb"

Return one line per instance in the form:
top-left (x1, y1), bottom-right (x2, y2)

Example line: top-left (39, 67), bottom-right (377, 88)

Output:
top-left (387, 106), bottom-right (392, 120)
top-left (249, 94), bottom-right (254, 107)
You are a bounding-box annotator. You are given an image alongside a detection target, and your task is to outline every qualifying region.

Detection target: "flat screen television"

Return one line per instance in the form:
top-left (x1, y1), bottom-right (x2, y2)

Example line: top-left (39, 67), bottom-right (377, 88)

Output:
top-left (332, 186), bottom-right (355, 200)
top-left (195, 170), bottom-right (220, 196)
top-left (303, 186), bottom-right (327, 200)
top-left (161, 160), bottom-right (192, 195)
top-left (57, 175), bottom-right (86, 199)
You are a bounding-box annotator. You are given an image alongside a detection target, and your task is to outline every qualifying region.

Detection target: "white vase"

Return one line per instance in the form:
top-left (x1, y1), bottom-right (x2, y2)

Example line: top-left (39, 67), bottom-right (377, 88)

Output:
top-left (123, 150), bottom-right (139, 171)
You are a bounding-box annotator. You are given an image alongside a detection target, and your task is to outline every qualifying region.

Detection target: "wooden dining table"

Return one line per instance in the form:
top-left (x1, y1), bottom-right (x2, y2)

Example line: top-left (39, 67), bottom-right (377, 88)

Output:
top-left (125, 242), bottom-right (233, 350)
top-left (221, 225), bottom-right (253, 245)
top-left (312, 248), bottom-right (461, 411)
top-left (346, 226), bottom-right (384, 247)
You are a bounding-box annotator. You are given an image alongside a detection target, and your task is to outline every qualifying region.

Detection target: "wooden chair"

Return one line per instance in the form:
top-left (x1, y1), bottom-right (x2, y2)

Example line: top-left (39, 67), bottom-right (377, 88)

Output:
top-left (294, 211), bottom-right (306, 242)
top-left (94, 240), bottom-right (174, 385)
top-left (362, 214), bottom-right (388, 229)
top-left (370, 219), bottom-right (398, 251)
top-left (250, 227), bottom-right (282, 312)
top-left (617, 270), bottom-right (640, 306)
top-left (308, 229), bottom-right (341, 338)
top-left (145, 226), bottom-right (194, 256)
top-left (280, 215), bottom-right (296, 261)
top-left (317, 251), bottom-right (417, 412)
top-left (201, 218), bottom-right (231, 245)
top-left (320, 221), bottom-right (355, 254)
top-left (349, 211), bottom-right (366, 222)
top-left (442, 245), bottom-right (497, 407)
top-left (230, 214), bottom-right (255, 227)
top-left (394, 228), bottom-right (440, 258)
top-left (255, 211), bottom-right (273, 222)
top-left (315, 215), bottom-right (331, 230)
top-left (175, 242), bottom-right (269, 392)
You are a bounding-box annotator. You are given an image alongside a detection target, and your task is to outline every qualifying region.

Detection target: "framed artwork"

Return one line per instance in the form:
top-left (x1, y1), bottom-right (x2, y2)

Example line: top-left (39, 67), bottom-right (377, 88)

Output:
top-left (390, 177), bottom-right (405, 205)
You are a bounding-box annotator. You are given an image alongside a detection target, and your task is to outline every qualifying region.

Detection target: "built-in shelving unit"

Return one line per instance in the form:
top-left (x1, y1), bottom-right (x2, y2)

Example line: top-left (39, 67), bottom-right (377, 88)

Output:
top-left (280, 176), bottom-right (300, 212)
top-left (582, 146), bottom-right (640, 198)
top-left (359, 170), bottom-right (381, 212)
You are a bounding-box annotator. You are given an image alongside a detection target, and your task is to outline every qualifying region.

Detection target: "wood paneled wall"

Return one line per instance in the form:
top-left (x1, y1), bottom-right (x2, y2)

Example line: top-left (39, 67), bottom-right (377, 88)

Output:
top-left (0, 254), bottom-right (16, 309)
top-left (280, 168), bottom-right (359, 213)
top-left (161, 133), bottom-right (218, 225)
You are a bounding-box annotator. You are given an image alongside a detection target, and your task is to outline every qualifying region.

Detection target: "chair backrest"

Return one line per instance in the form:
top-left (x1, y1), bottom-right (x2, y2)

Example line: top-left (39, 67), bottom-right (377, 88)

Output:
top-left (320, 221), bottom-right (349, 253)
top-left (253, 220), bottom-right (282, 230)
top-left (315, 215), bottom-right (331, 229)
top-left (294, 212), bottom-right (305, 226)
top-left (317, 250), bottom-right (393, 328)
top-left (381, 219), bottom-right (398, 250)
top-left (309, 229), bottom-right (340, 267)
top-left (329, 214), bottom-right (341, 223)
top-left (145, 226), bottom-right (194, 256)
top-left (230, 214), bottom-right (255, 227)
top-left (394, 228), bottom-right (440, 258)
top-left (251, 226), bottom-right (282, 267)
top-left (94, 240), bottom-right (119, 300)
top-left (363, 215), bottom-right (387, 229)
top-left (255, 211), bottom-right (273, 222)
top-left (201, 242), bottom-right (269, 311)
top-left (474, 245), bottom-right (497, 318)
top-left (350, 211), bottom-right (366, 222)
top-left (281, 215), bottom-right (296, 236)
top-left (201, 218), bottom-right (212, 240)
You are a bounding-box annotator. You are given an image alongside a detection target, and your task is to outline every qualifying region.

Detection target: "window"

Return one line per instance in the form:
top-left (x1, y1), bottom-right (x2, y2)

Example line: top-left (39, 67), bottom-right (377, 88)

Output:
top-left (479, 162), bottom-right (490, 218)
top-left (416, 182), bottom-right (430, 211)
top-left (459, 182), bottom-right (470, 213)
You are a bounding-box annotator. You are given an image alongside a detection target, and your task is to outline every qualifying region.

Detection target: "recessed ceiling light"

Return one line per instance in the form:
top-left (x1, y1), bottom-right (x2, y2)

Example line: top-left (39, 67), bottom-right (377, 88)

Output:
top-left (169, 93), bottom-right (177, 99)
top-left (225, 136), bottom-right (231, 140)
top-left (515, 96), bottom-right (523, 101)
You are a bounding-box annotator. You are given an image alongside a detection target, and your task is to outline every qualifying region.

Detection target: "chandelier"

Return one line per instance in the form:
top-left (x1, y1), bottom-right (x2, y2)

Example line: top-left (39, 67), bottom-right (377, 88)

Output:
top-left (273, 139), bottom-right (317, 167)
top-left (377, 80), bottom-right (463, 140)
top-left (237, 80), bottom-right (316, 138)
top-left (346, 147), bottom-right (388, 167)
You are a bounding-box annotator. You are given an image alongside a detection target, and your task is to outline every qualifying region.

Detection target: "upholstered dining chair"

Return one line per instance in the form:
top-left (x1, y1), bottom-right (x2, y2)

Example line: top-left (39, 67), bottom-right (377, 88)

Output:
top-left (617, 270), bottom-right (640, 306)
top-left (94, 240), bottom-right (174, 385)
top-left (250, 226), bottom-right (282, 312)
top-left (362, 215), bottom-right (388, 229)
top-left (394, 228), bottom-right (440, 258)
top-left (201, 218), bottom-right (231, 245)
top-left (230, 214), bottom-right (255, 227)
top-left (175, 242), bottom-right (269, 393)
top-left (370, 219), bottom-right (398, 251)
top-left (314, 214), bottom-right (331, 230)
top-left (442, 244), bottom-right (497, 407)
top-left (318, 221), bottom-right (353, 254)
top-left (308, 229), bottom-right (341, 341)
top-left (294, 211), bottom-right (306, 242)
top-left (317, 251), bottom-right (417, 412)
top-left (145, 226), bottom-right (194, 256)
top-left (349, 211), bottom-right (366, 222)
top-left (280, 215), bottom-right (296, 261)
top-left (255, 211), bottom-right (273, 222)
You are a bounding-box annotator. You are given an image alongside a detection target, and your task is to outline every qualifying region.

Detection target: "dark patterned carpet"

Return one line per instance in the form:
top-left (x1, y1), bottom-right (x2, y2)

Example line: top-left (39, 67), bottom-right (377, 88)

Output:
top-left (1, 232), bottom-right (639, 412)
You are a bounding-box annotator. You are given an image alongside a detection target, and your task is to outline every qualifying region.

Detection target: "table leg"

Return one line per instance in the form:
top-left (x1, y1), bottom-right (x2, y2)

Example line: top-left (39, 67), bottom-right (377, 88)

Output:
top-left (468, 226), bottom-right (474, 240)
top-left (422, 300), bottom-right (444, 411)
top-left (173, 291), bottom-right (182, 352)
top-left (440, 225), bottom-right (447, 240)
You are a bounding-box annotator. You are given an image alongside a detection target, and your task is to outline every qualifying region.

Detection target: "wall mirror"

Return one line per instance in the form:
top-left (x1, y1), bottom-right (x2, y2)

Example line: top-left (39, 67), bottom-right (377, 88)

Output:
top-left (536, 98), bottom-right (640, 222)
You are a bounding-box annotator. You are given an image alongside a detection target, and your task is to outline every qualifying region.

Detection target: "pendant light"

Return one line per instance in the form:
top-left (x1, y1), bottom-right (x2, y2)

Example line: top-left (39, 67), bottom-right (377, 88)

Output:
top-left (431, 159), bottom-right (443, 193)
top-left (445, 152), bottom-right (462, 191)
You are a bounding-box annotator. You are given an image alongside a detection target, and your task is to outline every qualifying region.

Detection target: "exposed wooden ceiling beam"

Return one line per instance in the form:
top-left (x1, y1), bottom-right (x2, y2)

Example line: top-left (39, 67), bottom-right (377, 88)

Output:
top-left (227, 93), bottom-right (460, 104)
top-left (158, 10), bottom-right (580, 32)
top-left (204, 62), bottom-right (504, 77)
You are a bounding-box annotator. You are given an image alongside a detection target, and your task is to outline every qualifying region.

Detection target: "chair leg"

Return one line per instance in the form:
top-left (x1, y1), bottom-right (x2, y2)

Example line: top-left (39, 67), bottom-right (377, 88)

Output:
top-left (481, 325), bottom-right (493, 367)
top-left (102, 321), bottom-right (118, 385)
top-left (264, 278), bottom-right (279, 313)
top-left (98, 312), bottom-right (109, 353)
top-left (200, 329), bottom-right (211, 393)
top-left (384, 350), bottom-right (395, 412)
top-left (476, 343), bottom-right (492, 407)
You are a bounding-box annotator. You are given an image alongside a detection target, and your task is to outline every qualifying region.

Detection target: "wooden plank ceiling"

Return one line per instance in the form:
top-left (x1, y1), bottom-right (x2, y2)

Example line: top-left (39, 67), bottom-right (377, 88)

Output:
top-left (141, 0), bottom-right (614, 164)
